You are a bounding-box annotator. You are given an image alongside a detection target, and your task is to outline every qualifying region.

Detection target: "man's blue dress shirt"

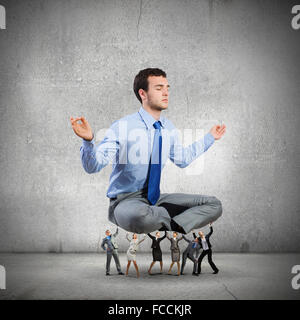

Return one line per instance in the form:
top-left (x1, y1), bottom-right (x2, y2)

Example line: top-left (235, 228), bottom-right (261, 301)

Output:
top-left (80, 106), bottom-right (215, 199)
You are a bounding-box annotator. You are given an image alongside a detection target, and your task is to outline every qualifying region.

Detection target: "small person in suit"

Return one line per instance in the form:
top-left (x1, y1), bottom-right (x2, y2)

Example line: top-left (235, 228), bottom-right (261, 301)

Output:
top-left (125, 233), bottom-right (146, 278)
top-left (101, 228), bottom-right (124, 276)
top-left (181, 235), bottom-right (200, 276)
top-left (147, 231), bottom-right (167, 275)
top-left (166, 231), bottom-right (183, 276)
top-left (193, 223), bottom-right (219, 274)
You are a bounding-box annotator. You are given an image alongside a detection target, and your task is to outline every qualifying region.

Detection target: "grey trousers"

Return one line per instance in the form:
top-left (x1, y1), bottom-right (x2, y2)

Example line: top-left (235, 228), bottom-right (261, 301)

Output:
top-left (108, 188), bottom-right (222, 234)
top-left (181, 251), bottom-right (198, 274)
top-left (106, 249), bottom-right (121, 273)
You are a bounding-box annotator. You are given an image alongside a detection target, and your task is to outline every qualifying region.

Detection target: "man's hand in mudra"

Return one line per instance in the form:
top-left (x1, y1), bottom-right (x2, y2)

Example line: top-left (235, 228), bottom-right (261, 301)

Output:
top-left (210, 124), bottom-right (226, 140)
top-left (70, 116), bottom-right (93, 141)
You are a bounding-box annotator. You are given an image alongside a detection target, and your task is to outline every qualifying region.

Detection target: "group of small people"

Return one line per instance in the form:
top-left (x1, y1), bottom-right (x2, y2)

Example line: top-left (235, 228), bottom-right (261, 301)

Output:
top-left (101, 223), bottom-right (219, 278)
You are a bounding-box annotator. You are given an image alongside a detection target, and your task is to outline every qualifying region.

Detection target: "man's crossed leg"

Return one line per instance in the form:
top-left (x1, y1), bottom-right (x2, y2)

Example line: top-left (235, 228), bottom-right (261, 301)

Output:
top-left (110, 190), bottom-right (222, 234)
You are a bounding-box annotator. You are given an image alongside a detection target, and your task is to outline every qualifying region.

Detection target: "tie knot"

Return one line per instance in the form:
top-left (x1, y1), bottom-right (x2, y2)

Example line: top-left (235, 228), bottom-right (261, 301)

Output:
top-left (153, 121), bottom-right (162, 130)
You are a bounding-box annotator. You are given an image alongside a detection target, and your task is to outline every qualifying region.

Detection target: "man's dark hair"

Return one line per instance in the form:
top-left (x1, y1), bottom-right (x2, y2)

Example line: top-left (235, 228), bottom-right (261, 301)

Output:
top-left (133, 68), bottom-right (167, 104)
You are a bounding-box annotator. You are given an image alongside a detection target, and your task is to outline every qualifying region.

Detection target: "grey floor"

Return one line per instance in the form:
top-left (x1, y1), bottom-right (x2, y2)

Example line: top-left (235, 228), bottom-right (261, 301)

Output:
top-left (0, 253), bottom-right (299, 300)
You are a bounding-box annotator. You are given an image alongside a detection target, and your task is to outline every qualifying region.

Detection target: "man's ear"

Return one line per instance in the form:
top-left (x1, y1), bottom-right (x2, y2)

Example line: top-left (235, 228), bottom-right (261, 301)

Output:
top-left (139, 88), bottom-right (146, 101)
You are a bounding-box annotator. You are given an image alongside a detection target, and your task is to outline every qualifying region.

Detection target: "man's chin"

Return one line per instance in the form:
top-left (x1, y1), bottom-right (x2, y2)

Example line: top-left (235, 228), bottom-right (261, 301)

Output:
top-left (156, 104), bottom-right (168, 111)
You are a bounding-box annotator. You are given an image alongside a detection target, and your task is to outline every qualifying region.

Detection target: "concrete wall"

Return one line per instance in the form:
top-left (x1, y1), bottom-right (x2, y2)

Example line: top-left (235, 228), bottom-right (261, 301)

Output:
top-left (0, 0), bottom-right (299, 252)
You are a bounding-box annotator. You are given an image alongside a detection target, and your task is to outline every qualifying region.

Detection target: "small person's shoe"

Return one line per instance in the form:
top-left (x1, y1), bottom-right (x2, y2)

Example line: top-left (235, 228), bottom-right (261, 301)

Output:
top-left (106, 272), bottom-right (110, 276)
top-left (118, 272), bottom-right (124, 275)
top-left (192, 272), bottom-right (199, 276)
top-left (213, 270), bottom-right (219, 274)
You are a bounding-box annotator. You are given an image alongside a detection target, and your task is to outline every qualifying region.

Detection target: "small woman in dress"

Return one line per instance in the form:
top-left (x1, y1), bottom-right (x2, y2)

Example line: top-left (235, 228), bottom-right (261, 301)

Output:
top-left (147, 231), bottom-right (166, 275)
top-left (167, 231), bottom-right (183, 276)
top-left (125, 233), bottom-right (146, 278)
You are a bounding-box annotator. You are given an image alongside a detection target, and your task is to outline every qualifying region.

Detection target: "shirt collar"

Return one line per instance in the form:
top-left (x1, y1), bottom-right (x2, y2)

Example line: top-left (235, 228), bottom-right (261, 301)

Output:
top-left (138, 106), bottom-right (165, 130)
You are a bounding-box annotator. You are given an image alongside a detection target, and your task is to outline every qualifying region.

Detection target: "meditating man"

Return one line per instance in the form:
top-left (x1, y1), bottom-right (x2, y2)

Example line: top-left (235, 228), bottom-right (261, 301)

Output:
top-left (70, 68), bottom-right (226, 234)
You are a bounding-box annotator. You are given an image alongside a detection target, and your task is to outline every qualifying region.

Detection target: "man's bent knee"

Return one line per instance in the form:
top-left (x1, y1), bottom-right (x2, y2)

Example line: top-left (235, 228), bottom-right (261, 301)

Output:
top-left (212, 197), bottom-right (223, 220)
top-left (114, 205), bottom-right (154, 234)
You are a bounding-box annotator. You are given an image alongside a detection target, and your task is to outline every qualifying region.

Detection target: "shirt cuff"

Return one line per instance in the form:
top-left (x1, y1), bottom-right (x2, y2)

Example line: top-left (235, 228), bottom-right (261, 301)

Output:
top-left (82, 134), bottom-right (95, 149)
top-left (204, 132), bottom-right (215, 148)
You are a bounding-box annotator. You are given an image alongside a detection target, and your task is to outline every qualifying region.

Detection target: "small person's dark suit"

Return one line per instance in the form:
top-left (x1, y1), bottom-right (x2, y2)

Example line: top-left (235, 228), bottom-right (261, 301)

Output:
top-left (193, 226), bottom-right (219, 274)
top-left (148, 232), bottom-right (167, 261)
top-left (101, 228), bottom-right (122, 274)
top-left (180, 235), bottom-right (200, 274)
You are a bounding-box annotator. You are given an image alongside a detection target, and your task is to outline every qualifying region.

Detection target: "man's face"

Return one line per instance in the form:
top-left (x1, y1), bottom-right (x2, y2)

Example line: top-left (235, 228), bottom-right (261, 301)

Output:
top-left (198, 231), bottom-right (204, 238)
top-left (173, 232), bottom-right (177, 238)
top-left (156, 232), bottom-right (160, 238)
top-left (141, 75), bottom-right (169, 111)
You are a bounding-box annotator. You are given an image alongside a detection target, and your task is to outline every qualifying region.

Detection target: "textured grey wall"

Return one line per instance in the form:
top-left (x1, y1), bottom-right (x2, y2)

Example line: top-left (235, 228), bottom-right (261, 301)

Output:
top-left (0, 0), bottom-right (299, 252)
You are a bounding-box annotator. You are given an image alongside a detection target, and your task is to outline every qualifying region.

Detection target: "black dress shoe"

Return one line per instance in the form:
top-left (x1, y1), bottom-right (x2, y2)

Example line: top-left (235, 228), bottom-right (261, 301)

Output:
top-left (158, 225), bottom-right (168, 231)
top-left (192, 272), bottom-right (199, 276)
top-left (180, 272), bottom-right (184, 275)
top-left (213, 270), bottom-right (219, 274)
top-left (170, 220), bottom-right (186, 234)
top-left (159, 202), bottom-right (189, 218)
top-left (106, 272), bottom-right (110, 276)
top-left (118, 272), bottom-right (124, 275)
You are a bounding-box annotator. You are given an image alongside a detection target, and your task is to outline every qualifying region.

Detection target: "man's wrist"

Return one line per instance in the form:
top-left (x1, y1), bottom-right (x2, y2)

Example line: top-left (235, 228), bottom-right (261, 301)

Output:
top-left (206, 132), bottom-right (215, 141)
top-left (83, 132), bottom-right (94, 142)
top-left (82, 133), bottom-right (95, 148)
top-left (204, 132), bottom-right (215, 150)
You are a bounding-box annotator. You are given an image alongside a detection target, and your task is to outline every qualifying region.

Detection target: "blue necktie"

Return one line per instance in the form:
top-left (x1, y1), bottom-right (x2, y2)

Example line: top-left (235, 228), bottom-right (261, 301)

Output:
top-left (147, 121), bottom-right (162, 205)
